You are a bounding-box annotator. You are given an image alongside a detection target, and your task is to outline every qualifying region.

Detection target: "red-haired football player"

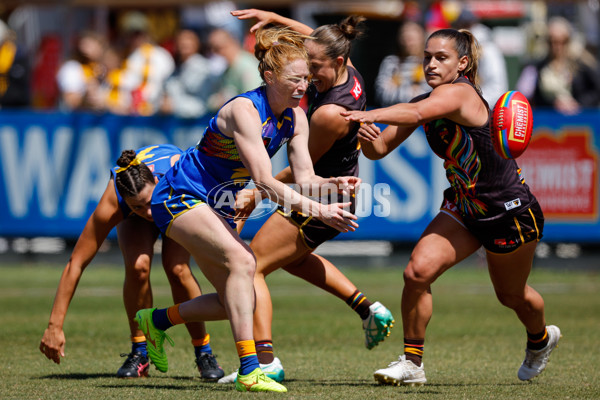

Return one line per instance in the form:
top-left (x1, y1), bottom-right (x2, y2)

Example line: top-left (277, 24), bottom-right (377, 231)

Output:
top-left (221, 9), bottom-right (395, 384)
top-left (342, 28), bottom-right (559, 385)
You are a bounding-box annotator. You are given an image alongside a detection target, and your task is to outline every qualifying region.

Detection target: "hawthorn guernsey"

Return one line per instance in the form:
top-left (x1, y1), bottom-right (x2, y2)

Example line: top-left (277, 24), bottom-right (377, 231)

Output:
top-left (490, 91), bottom-right (533, 159)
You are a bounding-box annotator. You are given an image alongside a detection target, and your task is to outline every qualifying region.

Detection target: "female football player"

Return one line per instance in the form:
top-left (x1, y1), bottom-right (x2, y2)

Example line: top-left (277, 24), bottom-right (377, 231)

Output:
top-left (224, 9), bottom-right (394, 383)
top-left (342, 28), bottom-right (560, 385)
top-left (133, 25), bottom-right (359, 393)
top-left (40, 145), bottom-right (224, 380)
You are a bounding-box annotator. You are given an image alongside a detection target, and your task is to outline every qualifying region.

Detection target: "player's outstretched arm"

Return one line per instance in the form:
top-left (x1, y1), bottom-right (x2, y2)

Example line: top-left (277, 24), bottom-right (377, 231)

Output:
top-left (226, 99), bottom-right (358, 233)
top-left (40, 181), bottom-right (123, 364)
top-left (232, 9), bottom-right (314, 35)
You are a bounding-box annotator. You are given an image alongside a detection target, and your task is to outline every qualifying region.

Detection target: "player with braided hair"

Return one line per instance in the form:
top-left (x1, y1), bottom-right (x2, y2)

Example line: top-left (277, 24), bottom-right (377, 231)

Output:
top-left (40, 145), bottom-right (224, 380)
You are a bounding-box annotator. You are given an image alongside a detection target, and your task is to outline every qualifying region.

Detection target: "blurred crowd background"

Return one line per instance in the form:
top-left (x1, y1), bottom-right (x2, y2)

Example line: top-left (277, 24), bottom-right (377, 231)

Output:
top-left (1, 0), bottom-right (599, 117)
top-left (0, 0), bottom-right (599, 262)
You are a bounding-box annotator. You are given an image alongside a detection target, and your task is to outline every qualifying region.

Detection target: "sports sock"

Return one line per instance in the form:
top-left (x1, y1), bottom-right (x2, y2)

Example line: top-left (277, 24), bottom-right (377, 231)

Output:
top-left (192, 334), bottom-right (212, 358)
top-left (152, 304), bottom-right (184, 331)
top-left (256, 340), bottom-right (274, 364)
top-left (236, 340), bottom-right (260, 375)
top-left (131, 335), bottom-right (148, 358)
top-left (526, 327), bottom-right (549, 350)
top-left (346, 290), bottom-right (373, 320)
top-left (404, 338), bottom-right (425, 367)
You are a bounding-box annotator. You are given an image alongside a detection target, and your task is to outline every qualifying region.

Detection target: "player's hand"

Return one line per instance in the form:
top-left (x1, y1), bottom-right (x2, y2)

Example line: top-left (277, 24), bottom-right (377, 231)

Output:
top-left (357, 122), bottom-right (381, 142)
top-left (340, 109), bottom-right (376, 124)
top-left (317, 202), bottom-right (358, 233)
top-left (330, 176), bottom-right (361, 196)
top-left (234, 188), bottom-right (261, 221)
top-left (231, 9), bottom-right (275, 33)
top-left (40, 327), bottom-right (66, 364)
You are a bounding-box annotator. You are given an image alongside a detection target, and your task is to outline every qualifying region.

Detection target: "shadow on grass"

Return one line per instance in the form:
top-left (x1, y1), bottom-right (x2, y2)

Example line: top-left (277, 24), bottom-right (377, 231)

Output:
top-left (99, 383), bottom-right (232, 392)
top-left (37, 373), bottom-right (116, 380)
top-left (35, 373), bottom-right (233, 391)
top-left (291, 378), bottom-right (525, 390)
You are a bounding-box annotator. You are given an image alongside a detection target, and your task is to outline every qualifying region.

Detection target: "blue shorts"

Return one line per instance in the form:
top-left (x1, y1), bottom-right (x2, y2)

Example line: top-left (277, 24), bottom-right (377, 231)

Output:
top-left (151, 179), bottom-right (207, 237)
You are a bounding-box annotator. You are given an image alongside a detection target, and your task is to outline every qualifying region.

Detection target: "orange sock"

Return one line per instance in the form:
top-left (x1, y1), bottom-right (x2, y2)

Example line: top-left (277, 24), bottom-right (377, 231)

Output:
top-left (166, 304), bottom-right (185, 325)
top-left (236, 340), bottom-right (259, 375)
top-left (191, 334), bottom-right (210, 348)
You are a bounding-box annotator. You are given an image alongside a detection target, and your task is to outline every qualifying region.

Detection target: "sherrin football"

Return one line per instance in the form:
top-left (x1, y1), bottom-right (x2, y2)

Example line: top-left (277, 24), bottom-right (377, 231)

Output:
top-left (490, 91), bottom-right (533, 159)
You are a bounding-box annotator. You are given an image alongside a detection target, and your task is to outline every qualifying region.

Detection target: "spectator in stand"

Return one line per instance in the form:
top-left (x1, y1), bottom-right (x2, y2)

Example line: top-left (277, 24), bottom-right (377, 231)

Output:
top-left (55, 31), bottom-right (107, 112)
top-left (118, 11), bottom-right (175, 116)
top-left (180, 1), bottom-right (244, 43)
top-left (516, 16), bottom-right (600, 115)
top-left (374, 21), bottom-right (430, 107)
top-left (160, 29), bottom-right (217, 118)
top-left (206, 27), bottom-right (262, 112)
top-left (98, 45), bottom-right (129, 115)
top-left (0, 18), bottom-right (30, 108)
top-left (453, 8), bottom-right (508, 106)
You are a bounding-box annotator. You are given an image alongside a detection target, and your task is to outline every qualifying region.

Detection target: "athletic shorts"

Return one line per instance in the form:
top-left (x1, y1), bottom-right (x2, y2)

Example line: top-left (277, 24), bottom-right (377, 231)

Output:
top-left (440, 196), bottom-right (544, 254)
top-left (151, 179), bottom-right (225, 237)
top-left (277, 193), bottom-right (356, 250)
top-left (277, 207), bottom-right (341, 249)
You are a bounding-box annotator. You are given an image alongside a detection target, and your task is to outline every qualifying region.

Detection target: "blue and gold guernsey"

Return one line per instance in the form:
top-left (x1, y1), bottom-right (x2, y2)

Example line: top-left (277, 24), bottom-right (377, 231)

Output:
top-left (152, 86), bottom-right (296, 235)
top-left (110, 144), bottom-right (182, 218)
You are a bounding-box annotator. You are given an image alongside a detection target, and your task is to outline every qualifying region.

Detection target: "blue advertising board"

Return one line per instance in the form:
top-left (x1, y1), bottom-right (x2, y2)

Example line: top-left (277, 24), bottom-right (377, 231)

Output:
top-left (0, 109), bottom-right (598, 242)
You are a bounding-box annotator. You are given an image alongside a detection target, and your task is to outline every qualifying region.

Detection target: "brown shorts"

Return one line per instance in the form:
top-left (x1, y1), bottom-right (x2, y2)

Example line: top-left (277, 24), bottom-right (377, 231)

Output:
top-left (442, 198), bottom-right (545, 254)
top-left (277, 208), bottom-right (341, 250)
top-left (276, 192), bottom-right (355, 249)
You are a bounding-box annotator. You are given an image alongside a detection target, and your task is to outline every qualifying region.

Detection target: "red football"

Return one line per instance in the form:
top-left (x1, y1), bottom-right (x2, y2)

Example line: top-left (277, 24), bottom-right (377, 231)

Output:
top-left (490, 91), bottom-right (533, 159)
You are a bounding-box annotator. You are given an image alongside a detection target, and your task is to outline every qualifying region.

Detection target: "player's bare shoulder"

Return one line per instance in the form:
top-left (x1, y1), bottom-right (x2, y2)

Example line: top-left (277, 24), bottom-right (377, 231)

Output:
top-left (218, 97), bottom-right (259, 137)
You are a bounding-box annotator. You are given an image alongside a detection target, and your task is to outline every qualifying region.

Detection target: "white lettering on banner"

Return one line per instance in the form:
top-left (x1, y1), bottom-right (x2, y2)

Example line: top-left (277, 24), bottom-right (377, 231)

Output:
top-left (380, 153), bottom-right (428, 222)
top-left (356, 157), bottom-right (374, 216)
top-left (357, 131), bottom-right (447, 222)
top-left (430, 155), bottom-right (447, 214)
top-left (526, 160), bottom-right (594, 191)
top-left (0, 125), bottom-right (72, 217)
top-left (64, 129), bottom-right (112, 218)
top-left (519, 158), bottom-right (595, 214)
top-left (373, 183), bottom-right (391, 217)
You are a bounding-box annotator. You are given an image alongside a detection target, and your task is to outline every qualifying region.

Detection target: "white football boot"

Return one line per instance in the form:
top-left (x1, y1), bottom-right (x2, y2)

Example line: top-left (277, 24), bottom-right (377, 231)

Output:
top-left (518, 325), bottom-right (561, 381)
top-left (374, 355), bottom-right (426, 386)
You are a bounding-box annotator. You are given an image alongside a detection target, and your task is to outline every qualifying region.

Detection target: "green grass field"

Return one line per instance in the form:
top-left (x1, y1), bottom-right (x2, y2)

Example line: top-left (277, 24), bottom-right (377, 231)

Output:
top-left (1, 259), bottom-right (599, 399)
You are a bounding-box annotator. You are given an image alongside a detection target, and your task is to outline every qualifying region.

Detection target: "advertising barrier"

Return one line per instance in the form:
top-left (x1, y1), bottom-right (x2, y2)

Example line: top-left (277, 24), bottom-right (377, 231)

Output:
top-left (0, 109), bottom-right (598, 242)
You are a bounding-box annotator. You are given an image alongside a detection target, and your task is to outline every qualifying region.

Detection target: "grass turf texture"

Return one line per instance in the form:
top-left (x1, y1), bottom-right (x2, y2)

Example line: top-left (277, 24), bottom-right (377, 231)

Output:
top-left (1, 261), bottom-right (599, 399)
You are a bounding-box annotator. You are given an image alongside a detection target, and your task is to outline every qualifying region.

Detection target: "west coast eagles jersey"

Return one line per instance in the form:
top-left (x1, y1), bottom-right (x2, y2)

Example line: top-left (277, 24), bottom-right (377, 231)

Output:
top-left (164, 86), bottom-right (296, 210)
top-left (110, 144), bottom-right (182, 218)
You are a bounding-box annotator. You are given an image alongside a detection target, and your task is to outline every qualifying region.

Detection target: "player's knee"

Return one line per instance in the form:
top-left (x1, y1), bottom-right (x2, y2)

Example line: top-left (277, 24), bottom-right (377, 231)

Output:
top-left (165, 264), bottom-right (199, 294)
top-left (127, 257), bottom-right (151, 282)
top-left (495, 291), bottom-right (525, 309)
top-left (404, 257), bottom-right (435, 287)
top-left (164, 262), bottom-right (189, 282)
top-left (228, 251), bottom-right (256, 279)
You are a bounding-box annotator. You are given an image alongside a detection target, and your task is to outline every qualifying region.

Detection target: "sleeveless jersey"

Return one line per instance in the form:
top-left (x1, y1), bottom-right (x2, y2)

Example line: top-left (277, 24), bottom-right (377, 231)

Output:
top-left (422, 76), bottom-right (535, 222)
top-left (164, 86), bottom-right (295, 210)
top-left (306, 66), bottom-right (366, 178)
top-left (110, 144), bottom-right (182, 218)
